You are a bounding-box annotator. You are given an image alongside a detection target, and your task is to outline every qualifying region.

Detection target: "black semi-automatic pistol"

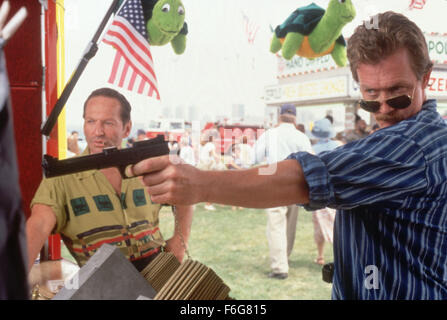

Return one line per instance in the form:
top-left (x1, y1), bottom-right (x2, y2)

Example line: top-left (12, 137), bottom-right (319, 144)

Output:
top-left (42, 135), bottom-right (169, 179)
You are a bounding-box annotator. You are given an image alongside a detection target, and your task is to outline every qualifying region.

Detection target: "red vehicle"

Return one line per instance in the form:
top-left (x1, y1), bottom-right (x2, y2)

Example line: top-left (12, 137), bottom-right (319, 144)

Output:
top-left (202, 122), bottom-right (265, 155)
top-left (145, 118), bottom-right (186, 142)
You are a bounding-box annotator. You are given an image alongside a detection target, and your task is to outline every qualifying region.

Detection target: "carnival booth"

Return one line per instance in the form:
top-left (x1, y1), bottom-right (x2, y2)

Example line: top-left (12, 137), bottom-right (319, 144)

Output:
top-left (264, 32), bottom-right (447, 134)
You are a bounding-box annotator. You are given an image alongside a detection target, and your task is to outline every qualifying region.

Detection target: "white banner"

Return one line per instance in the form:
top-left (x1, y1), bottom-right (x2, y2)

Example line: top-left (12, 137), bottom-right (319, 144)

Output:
top-left (426, 33), bottom-right (447, 64)
top-left (277, 54), bottom-right (339, 78)
top-left (428, 70), bottom-right (447, 98)
top-left (264, 76), bottom-right (349, 104)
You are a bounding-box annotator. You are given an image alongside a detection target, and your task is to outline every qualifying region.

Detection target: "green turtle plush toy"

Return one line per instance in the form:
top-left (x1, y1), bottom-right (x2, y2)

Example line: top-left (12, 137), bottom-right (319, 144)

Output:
top-left (141, 0), bottom-right (188, 54)
top-left (270, 0), bottom-right (356, 66)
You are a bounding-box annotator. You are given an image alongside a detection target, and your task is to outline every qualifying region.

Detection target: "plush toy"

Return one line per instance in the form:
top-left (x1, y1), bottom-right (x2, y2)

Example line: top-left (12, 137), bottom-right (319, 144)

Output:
top-left (141, 0), bottom-right (188, 54)
top-left (270, 0), bottom-right (356, 66)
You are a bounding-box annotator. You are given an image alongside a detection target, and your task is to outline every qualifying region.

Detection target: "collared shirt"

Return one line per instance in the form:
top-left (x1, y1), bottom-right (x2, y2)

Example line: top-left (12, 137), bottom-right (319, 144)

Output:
top-left (179, 145), bottom-right (195, 166)
top-left (199, 142), bottom-right (216, 164)
top-left (237, 143), bottom-right (254, 168)
top-left (288, 100), bottom-right (447, 299)
top-left (345, 130), bottom-right (368, 143)
top-left (31, 149), bottom-right (164, 267)
top-left (255, 123), bottom-right (312, 164)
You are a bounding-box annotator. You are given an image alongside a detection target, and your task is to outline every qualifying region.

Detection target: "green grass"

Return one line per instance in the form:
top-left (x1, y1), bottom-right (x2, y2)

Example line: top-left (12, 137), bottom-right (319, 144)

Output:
top-left (61, 204), bottom-right (334, 300)
top-left (159, 204), bottom-right (333, 300)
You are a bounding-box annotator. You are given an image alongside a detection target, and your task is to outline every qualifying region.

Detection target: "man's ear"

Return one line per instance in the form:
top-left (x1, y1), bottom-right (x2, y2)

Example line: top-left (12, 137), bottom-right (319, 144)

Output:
top-left (124, 120), bottom-right (132, 138)
top-left (421, 68), bottom-right (433, 90)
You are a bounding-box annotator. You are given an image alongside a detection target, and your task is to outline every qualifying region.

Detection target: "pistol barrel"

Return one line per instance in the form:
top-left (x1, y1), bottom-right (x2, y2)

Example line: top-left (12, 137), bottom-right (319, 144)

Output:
top-left (42, 135), bottom-right (169, 178)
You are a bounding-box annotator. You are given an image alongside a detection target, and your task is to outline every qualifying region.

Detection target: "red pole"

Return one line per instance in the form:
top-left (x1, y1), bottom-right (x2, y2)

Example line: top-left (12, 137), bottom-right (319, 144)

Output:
top-left (43, 0), bottom-right (61, 261)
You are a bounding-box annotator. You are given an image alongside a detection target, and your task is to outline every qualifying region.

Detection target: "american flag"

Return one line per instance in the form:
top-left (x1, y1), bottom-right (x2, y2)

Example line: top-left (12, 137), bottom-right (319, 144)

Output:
top-left (103, 0), bottom-right (160, 99)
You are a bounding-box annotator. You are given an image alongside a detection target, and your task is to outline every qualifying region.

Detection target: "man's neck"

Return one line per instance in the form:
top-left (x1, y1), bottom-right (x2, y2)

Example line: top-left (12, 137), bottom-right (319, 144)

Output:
top-left (100, 167), bottom-right (123, 195)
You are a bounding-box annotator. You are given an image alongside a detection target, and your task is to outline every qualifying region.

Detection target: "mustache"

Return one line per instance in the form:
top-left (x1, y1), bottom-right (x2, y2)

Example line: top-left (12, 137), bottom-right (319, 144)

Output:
top-left (374, 111), bottom-right (405, 122)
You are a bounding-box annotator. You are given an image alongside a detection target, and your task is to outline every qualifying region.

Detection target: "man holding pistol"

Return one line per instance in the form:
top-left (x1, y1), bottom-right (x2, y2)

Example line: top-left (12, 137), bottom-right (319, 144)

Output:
top-left (131, 12), bottom-right (447, 299)
top-left (26, 88), bottom-right (193, 272)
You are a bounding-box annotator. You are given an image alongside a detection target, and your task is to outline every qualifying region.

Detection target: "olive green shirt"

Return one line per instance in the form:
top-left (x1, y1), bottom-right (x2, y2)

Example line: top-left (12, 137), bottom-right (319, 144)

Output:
top-left (31, 153), bottom-right (165, 267)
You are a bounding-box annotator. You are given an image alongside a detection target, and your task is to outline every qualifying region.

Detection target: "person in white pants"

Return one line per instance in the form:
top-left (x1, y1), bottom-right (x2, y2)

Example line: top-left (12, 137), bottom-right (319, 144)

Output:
top-left (254, 104), bottom-right (313, 279)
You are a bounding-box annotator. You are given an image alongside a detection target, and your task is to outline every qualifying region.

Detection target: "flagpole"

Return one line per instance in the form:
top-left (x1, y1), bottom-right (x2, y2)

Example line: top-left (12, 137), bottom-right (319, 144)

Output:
top-left (40, 0), bottom-right (122, 137)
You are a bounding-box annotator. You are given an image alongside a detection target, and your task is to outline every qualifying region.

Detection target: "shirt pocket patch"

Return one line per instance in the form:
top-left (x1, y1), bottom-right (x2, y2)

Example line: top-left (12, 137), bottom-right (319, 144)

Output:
top-left (93, 195), bottom-right (114, 212)
top-left (133, 189), bottom-right (147, 207)
top-left (70, 197), bottom-right (90, 216)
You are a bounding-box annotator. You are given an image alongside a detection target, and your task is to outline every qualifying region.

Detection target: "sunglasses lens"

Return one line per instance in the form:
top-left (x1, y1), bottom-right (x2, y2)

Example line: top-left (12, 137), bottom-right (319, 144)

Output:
top-left (359, 100), bottom-right (380, 113)
top-left (386, 95), bottom-right (412, 109)
top-left (359, 94), bottom-right (412, 113)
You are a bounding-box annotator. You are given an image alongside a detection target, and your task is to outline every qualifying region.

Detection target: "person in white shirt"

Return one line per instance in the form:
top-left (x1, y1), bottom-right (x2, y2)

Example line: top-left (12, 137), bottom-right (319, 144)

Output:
top-left (255, 104), bottom-right (313, 280)
top-left (198, 135), bottom-right (221, 210)
top-left (236, 136), bottom-right (254, 169)
top-left (179, 135), bottom-right (196, 166)
top-left (198, 135), bottom-right (219, 170)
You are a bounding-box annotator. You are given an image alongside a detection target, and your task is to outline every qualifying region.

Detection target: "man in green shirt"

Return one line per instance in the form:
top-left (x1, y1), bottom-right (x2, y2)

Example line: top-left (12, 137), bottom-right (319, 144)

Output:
top-left (26, 87), bottom-right (193, 272)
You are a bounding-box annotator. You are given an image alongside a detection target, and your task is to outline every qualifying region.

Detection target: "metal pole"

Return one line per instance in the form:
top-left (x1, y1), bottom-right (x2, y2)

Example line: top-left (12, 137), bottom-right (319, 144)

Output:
top-left (40, 0), bottom-right (121, 136)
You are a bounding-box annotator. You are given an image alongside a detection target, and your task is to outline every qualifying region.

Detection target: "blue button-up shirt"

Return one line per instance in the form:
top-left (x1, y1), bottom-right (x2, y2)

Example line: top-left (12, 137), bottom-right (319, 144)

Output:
top-left (288, 100), bottom-right (447, 299)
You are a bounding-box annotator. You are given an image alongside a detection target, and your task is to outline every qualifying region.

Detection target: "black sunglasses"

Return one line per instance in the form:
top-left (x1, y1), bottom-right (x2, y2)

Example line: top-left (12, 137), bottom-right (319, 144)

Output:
top-left (358, 88), bottom-right (415, 113)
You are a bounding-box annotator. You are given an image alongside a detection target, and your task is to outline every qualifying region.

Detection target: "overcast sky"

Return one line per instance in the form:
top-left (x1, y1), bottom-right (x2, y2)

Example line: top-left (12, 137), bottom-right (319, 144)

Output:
top-left (63, 0), bottom-right (447, 131)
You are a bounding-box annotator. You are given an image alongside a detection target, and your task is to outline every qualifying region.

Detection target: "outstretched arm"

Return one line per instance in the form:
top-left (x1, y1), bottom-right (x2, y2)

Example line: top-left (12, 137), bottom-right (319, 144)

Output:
top-left (132, 155), bottom-right (310, 208)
